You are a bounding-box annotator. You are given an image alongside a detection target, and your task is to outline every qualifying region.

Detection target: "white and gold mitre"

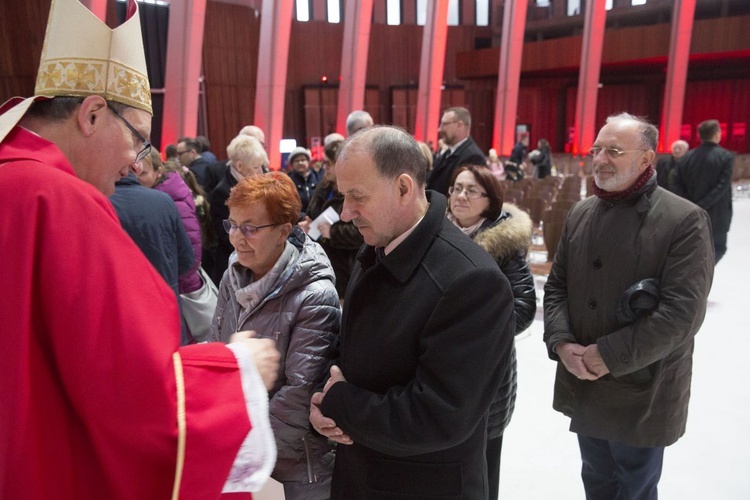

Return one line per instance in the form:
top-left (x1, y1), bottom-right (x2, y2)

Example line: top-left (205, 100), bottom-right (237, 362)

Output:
top-left (34, 0), bottom-right (152, 114)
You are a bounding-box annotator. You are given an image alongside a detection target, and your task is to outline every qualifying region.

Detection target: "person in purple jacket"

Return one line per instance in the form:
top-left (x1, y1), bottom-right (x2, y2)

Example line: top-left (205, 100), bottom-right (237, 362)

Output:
top-left (139, 149), bottom-right (205, 309)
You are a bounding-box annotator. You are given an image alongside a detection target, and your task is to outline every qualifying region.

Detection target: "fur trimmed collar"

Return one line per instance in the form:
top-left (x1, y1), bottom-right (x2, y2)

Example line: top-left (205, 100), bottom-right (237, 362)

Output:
top-left (473, 203), bottom-right (533, 262)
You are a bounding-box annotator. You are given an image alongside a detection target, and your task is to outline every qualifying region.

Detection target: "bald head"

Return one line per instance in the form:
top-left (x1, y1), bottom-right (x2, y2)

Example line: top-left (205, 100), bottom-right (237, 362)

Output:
top-left (238, 125), bottom-right (265, 146)
top-left (670, 140), bottom-right (688, 159)
top-left (346, 110), bottom-right (374, 136)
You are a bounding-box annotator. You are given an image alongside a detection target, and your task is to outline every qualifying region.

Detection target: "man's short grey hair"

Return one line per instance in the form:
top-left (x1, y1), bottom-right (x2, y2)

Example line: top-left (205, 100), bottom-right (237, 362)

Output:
top-left (444, 107), bottom-right (472, 128)
top-left (606, 112), bottom-right (658, 150)
top-left (346, 110), bottom-right (374, 136)
top-left (338, 126), bottom-right (427, 188)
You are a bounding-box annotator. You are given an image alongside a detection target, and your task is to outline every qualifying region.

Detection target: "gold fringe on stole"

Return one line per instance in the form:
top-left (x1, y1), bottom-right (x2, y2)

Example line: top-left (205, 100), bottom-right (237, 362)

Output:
top-left (171, 352), bottom-right (187, 500)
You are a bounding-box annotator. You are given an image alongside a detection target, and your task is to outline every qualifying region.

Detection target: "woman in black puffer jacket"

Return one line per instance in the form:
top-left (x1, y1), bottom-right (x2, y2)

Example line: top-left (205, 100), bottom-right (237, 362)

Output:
top-left (447, 164), bottom-right (536, 500)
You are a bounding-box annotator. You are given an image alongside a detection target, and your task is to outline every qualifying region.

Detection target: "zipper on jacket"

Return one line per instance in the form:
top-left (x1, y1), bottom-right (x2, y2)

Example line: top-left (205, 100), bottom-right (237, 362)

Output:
top-left (302, 435), bottom-right (316, 483)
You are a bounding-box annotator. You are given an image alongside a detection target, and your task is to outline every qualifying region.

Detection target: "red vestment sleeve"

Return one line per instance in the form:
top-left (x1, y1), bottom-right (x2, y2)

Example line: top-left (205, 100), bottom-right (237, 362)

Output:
top-left (0, 128), bottom-right (252, 499)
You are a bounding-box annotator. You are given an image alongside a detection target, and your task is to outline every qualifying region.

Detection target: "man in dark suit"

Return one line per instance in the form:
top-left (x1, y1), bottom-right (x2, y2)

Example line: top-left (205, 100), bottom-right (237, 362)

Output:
top-left (672, 119), bottom-right (734, 263)
top-left (310, 126), bottom-right (515, 499)
top-left (177, 137), bottom-right (213, 190)
top-left (427, 107), bottom-right (487, 195)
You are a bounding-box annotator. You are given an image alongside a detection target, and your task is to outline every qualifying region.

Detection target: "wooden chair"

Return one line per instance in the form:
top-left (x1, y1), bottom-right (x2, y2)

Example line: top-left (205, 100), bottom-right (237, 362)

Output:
top-left (523, 196), bottom-right (550, 228)
top-left (543, 207), bottom-right (569, 262)
top-left (504, 188), bottom-right (525, 206)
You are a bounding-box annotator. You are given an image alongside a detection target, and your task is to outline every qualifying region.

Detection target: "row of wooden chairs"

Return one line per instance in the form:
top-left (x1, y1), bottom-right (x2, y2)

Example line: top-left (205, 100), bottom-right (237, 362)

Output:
top-left (502, 175), bottom-right (588, 264)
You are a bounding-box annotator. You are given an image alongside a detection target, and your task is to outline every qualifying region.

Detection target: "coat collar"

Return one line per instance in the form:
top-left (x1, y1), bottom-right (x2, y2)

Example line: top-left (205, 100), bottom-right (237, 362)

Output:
top-left (358, 191), bottom-right (447, 283)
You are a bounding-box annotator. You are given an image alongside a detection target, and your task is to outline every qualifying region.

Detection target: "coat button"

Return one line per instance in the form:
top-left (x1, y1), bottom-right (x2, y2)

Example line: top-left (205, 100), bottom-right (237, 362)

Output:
top-left (593, 259), bottom-right (602, 270)
top-left (588, 300), bottom-right (597, 309)
top-left (620, 355), bottom-right (630, 363)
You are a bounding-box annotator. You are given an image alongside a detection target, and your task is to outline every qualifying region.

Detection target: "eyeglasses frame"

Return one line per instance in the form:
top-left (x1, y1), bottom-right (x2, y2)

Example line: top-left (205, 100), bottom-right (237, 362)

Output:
top-left (107, 102), bottom-right (151, 163)
top-left (223, 219), bottom-right (281, 239)
top-left (448, 186), bottom-right (489, 199)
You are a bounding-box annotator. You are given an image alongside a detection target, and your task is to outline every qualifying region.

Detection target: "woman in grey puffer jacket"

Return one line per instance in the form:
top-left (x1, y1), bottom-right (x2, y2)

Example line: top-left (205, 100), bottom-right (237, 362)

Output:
top-left (209, 173), bottom-right (340, 499)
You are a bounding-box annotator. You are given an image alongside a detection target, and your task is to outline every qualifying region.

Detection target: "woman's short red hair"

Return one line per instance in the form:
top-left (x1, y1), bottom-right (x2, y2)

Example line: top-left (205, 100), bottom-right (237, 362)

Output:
top-left (227, 171), bottom-right (302, 224)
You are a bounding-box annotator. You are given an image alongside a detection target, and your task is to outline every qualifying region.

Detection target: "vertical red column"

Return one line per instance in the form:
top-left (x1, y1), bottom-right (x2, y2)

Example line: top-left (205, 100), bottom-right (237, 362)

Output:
top-left (572, 0), bottom-right (607, 156)
top-left (80, 0), bottom-right (107, 21)
top-left (492, 0), bottom-right (529, 156)
top-left (414, 0), bottom-right (449, 145)
top-left (254, 0), bottom-right (294, 170)
top-left (659, 0), bottom-right (696, 152)
top-left (162, 0), bottom-right (207, 148)
top-left (335, 0), bottom-right (374, 136)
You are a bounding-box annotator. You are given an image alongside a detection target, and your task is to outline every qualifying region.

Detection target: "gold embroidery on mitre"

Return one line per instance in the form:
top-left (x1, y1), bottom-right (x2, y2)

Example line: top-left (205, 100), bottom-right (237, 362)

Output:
top-left (35, 58), bottom-right (151, 114)
top-left (36, 59), bottom-right (106, 96)
top-left (107, 62), bottom-right (152, 112)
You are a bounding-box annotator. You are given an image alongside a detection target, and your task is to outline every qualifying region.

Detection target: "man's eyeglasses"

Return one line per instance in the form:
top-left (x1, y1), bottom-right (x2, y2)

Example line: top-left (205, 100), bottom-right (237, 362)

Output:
top-left (107, 102), bottom-right (151, 163)
top-left (448, 186), bottom-right (488, 199)
top-left (223, 219), bottom-right (280, 238)
top-left (588, 146), bottom-right (645, 159)
top-left (439, 120), bottom-right (459, 128)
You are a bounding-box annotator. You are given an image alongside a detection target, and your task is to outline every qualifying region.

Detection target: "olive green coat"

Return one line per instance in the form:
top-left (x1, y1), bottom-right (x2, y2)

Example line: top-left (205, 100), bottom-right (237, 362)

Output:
top-left (544, 177), bottom-right (714, 447)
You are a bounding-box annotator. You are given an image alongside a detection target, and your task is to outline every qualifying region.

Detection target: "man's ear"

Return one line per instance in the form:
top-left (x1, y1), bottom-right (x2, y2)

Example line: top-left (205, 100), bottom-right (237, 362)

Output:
top-left (642, 149), bottom-right (656, 168)
top-left (396, 173), bottom-right (414, 199)
top-left (77, 95), bottom-right (107, 137)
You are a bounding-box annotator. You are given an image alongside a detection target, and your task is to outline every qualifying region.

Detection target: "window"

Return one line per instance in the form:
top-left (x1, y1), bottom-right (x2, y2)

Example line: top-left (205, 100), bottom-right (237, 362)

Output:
top-left (567, 0), bottom-right (581, 16)
top-left (448, 0), bottom-right (459, 25)
top-left (632, 0), bottom-right (648, 5)
top-left (387, 0), bottom-right (400, 25)
top-left (417, 0), bottom-right (427, 26)
top-left (296, 0), bottom-right (310, 22)
top-left (327, 0), bottom-right (340, 23)
top-left (476, 0), bottom-right (489, 26)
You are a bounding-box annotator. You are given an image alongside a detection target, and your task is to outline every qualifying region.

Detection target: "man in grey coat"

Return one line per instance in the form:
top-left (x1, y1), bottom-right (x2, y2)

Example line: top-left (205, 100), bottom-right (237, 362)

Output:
top-left (544, 113), bottom-right (714, 500)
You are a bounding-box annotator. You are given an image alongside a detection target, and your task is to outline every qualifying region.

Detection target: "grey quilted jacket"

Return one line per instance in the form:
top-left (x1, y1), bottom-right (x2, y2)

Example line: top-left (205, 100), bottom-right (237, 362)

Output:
top-left (210, 227), bottom-right (341, 484)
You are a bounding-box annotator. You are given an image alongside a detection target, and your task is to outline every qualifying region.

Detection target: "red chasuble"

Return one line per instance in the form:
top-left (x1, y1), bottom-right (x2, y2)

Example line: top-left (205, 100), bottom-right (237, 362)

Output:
top-left (0, 126), bottom-right (253, 499)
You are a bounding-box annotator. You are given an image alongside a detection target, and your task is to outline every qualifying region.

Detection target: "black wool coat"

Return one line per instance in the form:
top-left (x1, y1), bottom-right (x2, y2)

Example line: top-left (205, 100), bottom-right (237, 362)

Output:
top-left (321, 192), bottom-right (516, 499)
top-left (671, 141), bottom-right (734, 236)
top-left (427, 136), bottom-right (487, 196)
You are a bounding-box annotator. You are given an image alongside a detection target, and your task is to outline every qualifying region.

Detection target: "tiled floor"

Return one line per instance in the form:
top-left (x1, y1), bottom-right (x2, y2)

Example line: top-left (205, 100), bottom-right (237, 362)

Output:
top-left (257, 194), bottom-right (750, 500)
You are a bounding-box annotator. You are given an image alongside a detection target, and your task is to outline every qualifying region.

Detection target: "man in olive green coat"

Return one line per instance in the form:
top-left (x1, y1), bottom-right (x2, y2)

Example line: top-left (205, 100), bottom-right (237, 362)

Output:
top-left (544, 113), bottom-right (714, 500)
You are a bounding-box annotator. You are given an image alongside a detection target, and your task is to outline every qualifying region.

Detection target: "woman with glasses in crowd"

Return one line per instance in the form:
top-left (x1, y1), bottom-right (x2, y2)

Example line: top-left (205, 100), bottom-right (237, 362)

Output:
top-left (209, 172), bottom-right (340, 499)
top-left (447, 164), bottom-right (537, 500)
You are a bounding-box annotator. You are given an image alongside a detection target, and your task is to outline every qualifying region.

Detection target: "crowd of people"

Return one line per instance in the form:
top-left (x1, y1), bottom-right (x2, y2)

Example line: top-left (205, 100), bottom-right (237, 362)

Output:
top-left (1, 0), bottom-right (732, 498)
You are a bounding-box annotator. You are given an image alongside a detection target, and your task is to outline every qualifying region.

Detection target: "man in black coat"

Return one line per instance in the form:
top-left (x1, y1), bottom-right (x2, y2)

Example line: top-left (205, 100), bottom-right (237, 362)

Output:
top-left (672, 119), bottom-right (734, 263)
top-left (427, 107), bottom-right (487, 196)
top-left (310, 126), bottom-right (515, 499)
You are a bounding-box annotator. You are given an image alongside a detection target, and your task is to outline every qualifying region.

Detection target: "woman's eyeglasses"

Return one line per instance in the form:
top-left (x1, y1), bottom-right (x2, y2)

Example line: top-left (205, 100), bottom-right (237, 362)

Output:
top-left (448, 186), bottom-right (488, 199)
top-left (223, 219), bottom-right (280, 238)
